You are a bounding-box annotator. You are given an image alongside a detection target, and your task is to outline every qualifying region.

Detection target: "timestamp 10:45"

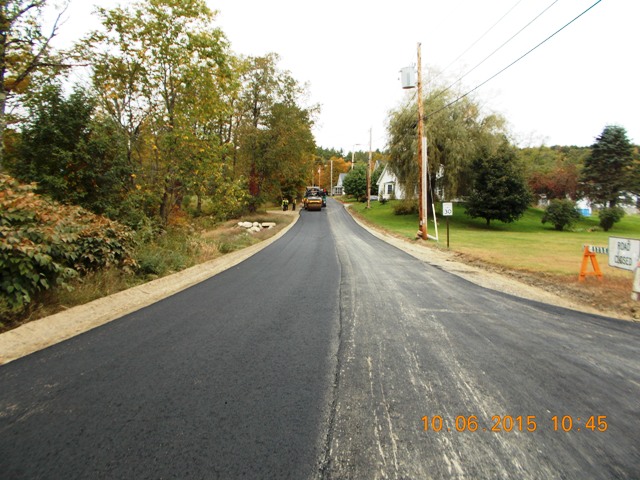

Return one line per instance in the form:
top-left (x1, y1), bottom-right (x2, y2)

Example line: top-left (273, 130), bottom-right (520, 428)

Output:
top-left (421, 415), bottom-right (608, 433)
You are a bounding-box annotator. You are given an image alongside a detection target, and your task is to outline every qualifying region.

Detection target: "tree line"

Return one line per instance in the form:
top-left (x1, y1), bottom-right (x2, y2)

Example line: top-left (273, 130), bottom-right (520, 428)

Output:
top-left (380, 83), bottom-right (638, 228)
top-left (1, 0), bottom-right (318, 227)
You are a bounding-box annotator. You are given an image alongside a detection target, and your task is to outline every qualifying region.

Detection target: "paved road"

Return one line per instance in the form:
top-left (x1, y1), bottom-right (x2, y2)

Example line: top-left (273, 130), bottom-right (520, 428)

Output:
top-left (1, 198), bottom-right (639, 479)
top-left (324, 201), bottom-right (640, 479)
top-left (0, 206), bottom-right (340, 479)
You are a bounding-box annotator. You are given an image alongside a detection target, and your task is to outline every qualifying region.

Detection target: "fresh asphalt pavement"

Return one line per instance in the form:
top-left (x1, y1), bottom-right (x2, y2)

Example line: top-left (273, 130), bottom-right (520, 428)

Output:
top-left (1, 198), bottom-right (639, 479)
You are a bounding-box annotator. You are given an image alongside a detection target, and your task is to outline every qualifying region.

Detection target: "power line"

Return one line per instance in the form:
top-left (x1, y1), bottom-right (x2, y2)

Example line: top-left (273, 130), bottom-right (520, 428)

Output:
top-left (436, 0), bottom-right (526, 80)
top-left (427, 0), bottom-right (604, 119)
top-left (437, 0), bottom-right (559, 100)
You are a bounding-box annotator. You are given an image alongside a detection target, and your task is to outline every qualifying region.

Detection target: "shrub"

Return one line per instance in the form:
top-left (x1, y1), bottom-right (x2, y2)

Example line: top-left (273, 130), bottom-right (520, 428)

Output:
top-left (393, 199), bottom-right (418, 215)
top-left (134, 227), bottom-right (197, 277)
top-left (599, 207), bottom-right (625, 232)
top-left (541, 199), bottom-right (581, 231)
top-left (0, 175), bottom-right (136, 309)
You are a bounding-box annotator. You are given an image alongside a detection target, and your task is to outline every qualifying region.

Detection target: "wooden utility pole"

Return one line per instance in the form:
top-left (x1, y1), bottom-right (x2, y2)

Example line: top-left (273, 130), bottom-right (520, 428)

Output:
top-left (330, 159), bottom-right (333, 196)
top-left (417, 43), bottom-right (428, 240)
top-left (367, 128), bottom-right (372, 209)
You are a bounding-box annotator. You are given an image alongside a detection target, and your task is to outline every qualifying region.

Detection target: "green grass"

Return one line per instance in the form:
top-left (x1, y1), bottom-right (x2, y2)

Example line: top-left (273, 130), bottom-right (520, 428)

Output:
top-left (350, 200), bottom-right (640, 278)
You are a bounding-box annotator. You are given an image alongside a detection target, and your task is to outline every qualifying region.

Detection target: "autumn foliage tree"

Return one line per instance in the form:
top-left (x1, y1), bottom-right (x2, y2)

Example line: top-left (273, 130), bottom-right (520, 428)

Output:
top-left (519, 146), bottom-right (587, 201)
top-left (232, 54), bottom-right (317, 209)
top-left (0, 0), bottom-right (71, 170)
top-left (318, 156), bottom-right (350, 193)
top-left (79, 0), bottom-right (243, 223)
top-left (527, 164), bottom-right (579, 200)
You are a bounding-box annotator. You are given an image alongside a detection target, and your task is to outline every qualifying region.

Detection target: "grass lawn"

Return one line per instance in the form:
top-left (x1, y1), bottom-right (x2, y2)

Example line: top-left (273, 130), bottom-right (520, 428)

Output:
top-left (349, 200), bottom-right (640, 281)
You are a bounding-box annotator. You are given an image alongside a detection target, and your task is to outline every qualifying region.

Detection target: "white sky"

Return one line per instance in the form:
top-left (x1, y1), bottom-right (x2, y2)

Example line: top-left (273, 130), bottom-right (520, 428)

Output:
top-left (49, 0), bottom-right (639, 153)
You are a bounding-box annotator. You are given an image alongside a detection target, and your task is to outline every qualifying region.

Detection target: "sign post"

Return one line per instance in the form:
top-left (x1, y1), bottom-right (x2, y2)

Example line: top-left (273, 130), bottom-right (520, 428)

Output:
top-left (442, 202), bottom-right (453, 248)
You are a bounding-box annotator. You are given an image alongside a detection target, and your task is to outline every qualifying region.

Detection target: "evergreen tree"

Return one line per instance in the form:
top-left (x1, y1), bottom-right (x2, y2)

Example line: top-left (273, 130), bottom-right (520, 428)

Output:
top-left (581, 125), bottom-right (634, 207)
top-left (465, 141), bottom-right (532, 226)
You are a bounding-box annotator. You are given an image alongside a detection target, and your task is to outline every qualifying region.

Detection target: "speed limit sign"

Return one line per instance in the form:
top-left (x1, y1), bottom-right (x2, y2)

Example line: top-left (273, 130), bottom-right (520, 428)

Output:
top-left (442, 202), bottom-right (453, 248)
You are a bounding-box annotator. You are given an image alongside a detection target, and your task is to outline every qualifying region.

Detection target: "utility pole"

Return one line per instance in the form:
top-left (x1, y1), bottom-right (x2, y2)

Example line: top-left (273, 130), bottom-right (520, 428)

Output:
top-left (351, 143), bottom-right (361, 170)
top-left (416, 43), bottom-right (428, 240)
top-left (330, 159), bottom-right (333, 196)
top-left (367, 128), bottom-right (372, 209)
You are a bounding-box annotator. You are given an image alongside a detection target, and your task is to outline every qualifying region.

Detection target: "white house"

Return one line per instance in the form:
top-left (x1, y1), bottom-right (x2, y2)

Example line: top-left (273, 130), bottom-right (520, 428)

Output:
top-left (375, 163), bottom-right (447, 201)
top-left (333, 173), bottom-right (348, 196)
top-left (376, 164), bottom-right (406, 200)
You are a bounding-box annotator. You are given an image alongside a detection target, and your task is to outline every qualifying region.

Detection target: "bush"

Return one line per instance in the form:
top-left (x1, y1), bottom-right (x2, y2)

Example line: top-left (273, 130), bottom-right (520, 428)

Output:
top-left (541, 199), bottom-right (581, 231)
top-left (0, 175), bottom-right (136, 309)
top-left (599, 207), bottom-right (625, 232)
top-left (343, 164), bottom-right (368, 201)
top-left (393, 199), bottom-right (419, 215)
top-left (134, 227), bottom-right (198, 277)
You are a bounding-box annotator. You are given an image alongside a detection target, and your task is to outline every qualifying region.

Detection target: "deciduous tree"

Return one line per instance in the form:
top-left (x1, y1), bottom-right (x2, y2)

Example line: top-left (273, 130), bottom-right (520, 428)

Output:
top-left (387, 85), bottom-right (507, 206)
top-left (82, 0), bottom-right (236, 223)
top-left (343, 164), bottom-right (368, 201)
top-left (0, 0), bottom-right (70, 169)
top-left (319, 155), bottom-right (350, 194)
top-left (599, 206), bottom-right (625, 232)
top-left (10, 83), bottom-right (130, 214)
top-left (233, 54), bottom-right (317, 209)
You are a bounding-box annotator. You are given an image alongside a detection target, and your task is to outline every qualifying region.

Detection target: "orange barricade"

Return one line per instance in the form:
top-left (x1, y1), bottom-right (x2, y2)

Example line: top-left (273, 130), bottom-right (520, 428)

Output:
top-left (579, 246), bottom-right (603, 281)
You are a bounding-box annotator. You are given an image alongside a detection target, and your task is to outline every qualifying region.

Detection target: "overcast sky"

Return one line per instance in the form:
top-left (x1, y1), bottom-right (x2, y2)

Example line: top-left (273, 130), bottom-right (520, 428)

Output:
top-left (50, 0), bottom-right (639, 153)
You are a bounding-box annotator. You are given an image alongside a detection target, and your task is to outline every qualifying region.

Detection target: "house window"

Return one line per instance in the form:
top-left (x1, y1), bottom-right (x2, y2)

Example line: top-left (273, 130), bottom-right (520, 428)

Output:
top-left (386, 184), bottom-right (394, 195)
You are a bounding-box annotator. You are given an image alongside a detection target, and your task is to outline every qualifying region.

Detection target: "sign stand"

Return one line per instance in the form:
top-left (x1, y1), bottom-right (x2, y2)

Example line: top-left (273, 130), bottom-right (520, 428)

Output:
top-left (579, 246), bottom-right (603, 281)
top-left (442, 202), bottom-right (453, 248)
top-left (446, 218), bottom-right (450, 249)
